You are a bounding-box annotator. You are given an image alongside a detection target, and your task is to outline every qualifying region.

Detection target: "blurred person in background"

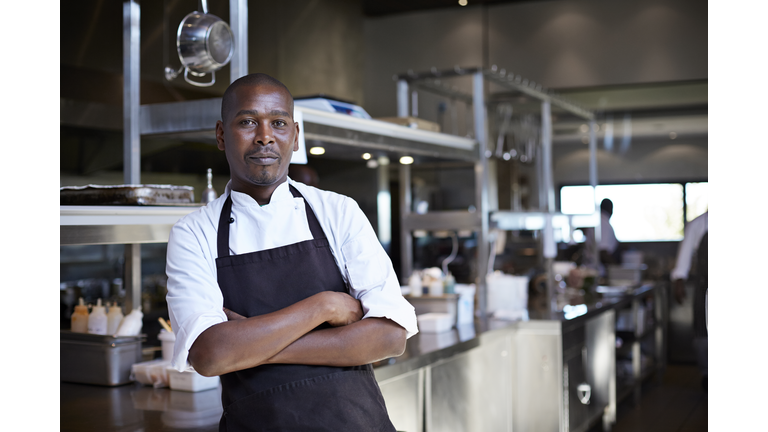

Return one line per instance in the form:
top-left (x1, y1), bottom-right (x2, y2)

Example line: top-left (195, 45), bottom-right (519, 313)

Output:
top-left (671, 210), bottom-right (708, 390)
top-left (598, 198), bottom-right (620, 265)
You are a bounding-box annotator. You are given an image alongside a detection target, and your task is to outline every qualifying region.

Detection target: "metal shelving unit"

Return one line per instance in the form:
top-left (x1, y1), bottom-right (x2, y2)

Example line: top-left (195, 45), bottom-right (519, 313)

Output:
top-left (394, 66), bottom-right (599, 317)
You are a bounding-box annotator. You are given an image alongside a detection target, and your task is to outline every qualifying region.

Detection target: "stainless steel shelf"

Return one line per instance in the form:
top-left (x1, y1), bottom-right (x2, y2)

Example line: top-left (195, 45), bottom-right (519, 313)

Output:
top-left (60, 205), bottom-right (199, 245)
top-left (139, 100), bottom-right (477, 161)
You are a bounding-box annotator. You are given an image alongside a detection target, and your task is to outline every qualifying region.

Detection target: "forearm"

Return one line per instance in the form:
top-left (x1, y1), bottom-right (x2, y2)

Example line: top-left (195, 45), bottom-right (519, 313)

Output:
top-left (189, 294), bottom-right (331, 376)
top-left (266, 317), bottom-right (407, 367)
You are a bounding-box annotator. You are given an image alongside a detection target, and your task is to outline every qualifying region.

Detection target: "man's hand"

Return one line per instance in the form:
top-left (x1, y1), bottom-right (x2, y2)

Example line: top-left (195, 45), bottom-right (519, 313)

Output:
top-left (223, 293), bottom-right (362, 327)
top-left (224, 307), bottom-right (246, 321)
top-left (673, 279), bottom-right (686, 305)
top-left (322, 292), bottom-right (363, 327)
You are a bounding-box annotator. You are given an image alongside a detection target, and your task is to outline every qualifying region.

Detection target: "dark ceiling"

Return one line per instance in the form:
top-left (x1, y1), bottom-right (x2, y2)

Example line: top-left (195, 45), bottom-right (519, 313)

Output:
top-left (361, 0), bottom-right (551, 17)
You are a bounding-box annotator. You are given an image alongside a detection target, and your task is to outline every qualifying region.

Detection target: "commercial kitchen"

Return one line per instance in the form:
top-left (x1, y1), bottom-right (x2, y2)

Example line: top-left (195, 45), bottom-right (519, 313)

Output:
top-left (56, 1), bottom-right (717, 431)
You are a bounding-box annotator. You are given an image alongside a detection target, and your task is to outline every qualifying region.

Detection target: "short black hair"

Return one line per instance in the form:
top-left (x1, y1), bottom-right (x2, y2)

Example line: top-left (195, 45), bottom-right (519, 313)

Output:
top-left (220, 73), bottom-right (294, 122)
top-left (600, 198), bottom-right (613, 216)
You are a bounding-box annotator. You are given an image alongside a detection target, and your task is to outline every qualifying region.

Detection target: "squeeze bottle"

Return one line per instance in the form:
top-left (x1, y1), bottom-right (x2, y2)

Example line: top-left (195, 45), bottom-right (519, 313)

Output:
top-left (71, 298), bottom-right (89, 333)
top-left (107, 302), bottom-right (124, 335)
top-left (87, 299), bottom-right (108, 335)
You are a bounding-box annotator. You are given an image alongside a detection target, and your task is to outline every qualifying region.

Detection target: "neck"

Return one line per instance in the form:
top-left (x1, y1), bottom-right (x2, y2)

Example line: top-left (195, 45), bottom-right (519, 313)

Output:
top-left (231, 178), bottom-right (288, 206)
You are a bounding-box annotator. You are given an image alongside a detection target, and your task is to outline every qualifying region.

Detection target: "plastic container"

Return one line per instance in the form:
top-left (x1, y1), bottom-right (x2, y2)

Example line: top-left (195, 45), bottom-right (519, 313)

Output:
top-left (131, 359), bottom-right (172, 388)
top-left (107, 302), bottom-right (124, 335)
top-left (88, 299), bottom-right (108, 335)
top-left (455, 284), bottom-right (476, 325)
top-left (158, 329), bottom-right (176, 361)
top-left (416, 313), bottom-right (454, 333)
top-left (167, 368), bottom-right (220, 392)
top-left (70, 298), bottom-right (89, 333)
top-left (443, 273), bottom-right (456, 294)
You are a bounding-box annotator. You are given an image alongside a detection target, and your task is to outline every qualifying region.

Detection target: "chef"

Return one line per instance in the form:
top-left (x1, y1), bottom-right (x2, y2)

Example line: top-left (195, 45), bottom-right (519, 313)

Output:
top-left (165, 73), bottom-right (418, 431)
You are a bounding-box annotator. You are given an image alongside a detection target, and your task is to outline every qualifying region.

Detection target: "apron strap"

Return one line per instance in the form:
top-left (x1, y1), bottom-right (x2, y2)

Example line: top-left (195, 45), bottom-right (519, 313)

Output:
top-left (216, 184), bottom-right (326, 259)
top-left (288, 184), bottom-right (326, 241)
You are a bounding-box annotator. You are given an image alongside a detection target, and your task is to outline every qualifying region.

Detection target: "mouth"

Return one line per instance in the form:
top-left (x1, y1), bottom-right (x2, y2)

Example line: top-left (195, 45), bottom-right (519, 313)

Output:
top-left (246, 153), bottom-right (280, 165)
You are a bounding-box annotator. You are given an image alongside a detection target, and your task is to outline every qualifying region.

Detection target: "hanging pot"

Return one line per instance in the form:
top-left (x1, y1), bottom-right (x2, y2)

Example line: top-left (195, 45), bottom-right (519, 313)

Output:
top-left (164, 1), bottom-right (234, 87)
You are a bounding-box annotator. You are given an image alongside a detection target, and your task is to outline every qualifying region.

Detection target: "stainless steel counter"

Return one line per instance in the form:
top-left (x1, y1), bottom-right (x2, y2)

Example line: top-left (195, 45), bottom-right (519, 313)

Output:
top-left (60, 283), bottom-right (663, 432)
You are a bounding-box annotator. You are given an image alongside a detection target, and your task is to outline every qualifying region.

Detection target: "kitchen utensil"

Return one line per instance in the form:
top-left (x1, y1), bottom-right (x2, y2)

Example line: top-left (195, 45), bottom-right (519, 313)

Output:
top-left (158, 317), bottom-right (173, 333)
top-left (165, 0), bottom-right (234, 87)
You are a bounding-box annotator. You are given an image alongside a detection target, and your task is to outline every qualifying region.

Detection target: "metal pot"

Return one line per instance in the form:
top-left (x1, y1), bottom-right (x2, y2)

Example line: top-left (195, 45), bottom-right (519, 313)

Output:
top-left (164, 1), bottom-right (234, 87)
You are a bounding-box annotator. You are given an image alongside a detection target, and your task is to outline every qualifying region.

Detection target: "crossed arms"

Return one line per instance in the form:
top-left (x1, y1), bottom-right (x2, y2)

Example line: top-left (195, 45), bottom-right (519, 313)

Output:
top-left (188, 291), bottom-right (407, 377)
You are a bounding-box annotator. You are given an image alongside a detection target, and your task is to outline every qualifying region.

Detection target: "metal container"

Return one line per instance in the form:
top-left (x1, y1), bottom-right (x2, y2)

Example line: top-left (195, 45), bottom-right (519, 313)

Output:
top-left (59, 184), bottom-right (195, 205)
top-left (60, 330), bottom-right (143, 386)
top-left (405, 294), bottom-right (459, 327)
top-left (166, 0), bottom-right (234, 87)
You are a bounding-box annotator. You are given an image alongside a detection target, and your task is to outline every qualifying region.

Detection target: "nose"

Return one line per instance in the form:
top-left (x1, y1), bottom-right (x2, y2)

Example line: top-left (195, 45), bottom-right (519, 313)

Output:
top-left (254, 122), bottom-right (275, 145)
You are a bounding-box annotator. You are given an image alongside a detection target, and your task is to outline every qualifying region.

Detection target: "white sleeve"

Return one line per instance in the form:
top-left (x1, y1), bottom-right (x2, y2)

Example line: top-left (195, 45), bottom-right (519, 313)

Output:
top-left (165, 220), bottom-right (227, 371)
top-left (338, 198), bottom-right (419, 339)
top-left (670, 214), bottom-right (708, 281)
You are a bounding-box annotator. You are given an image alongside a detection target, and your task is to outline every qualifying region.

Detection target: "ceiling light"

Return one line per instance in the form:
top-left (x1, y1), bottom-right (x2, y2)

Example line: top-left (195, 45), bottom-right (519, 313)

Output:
top-left (580, 124), bottom-right (589, 133)
top-left (669, 132), bottom-right (677, 139)
top-left (362, 153), bottom-right (371, 160)
top-left (400, 156), bottom-right (414, 165)
top-left (458, 0), bottom-right (468, 5)
top-left (309, 146), bottom-right (325, 155)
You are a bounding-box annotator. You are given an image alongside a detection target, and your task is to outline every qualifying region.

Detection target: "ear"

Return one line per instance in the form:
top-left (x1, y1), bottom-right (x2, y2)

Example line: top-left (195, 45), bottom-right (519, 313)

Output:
top-left (215, 121), bottom-right (226, 151)
top-left (293, 121), bottom-right (300, 152)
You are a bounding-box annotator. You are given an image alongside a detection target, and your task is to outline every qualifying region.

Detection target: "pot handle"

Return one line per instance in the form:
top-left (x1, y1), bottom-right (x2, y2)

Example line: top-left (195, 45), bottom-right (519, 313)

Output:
top-left (184, 68), bottom-right (216, 87)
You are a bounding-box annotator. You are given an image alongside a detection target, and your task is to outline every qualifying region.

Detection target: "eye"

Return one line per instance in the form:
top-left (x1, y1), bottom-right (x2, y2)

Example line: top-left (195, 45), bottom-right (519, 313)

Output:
top-left (273, 120), bottom-right (287, 127)
top-left (239, 119), bottom-right (256, 126)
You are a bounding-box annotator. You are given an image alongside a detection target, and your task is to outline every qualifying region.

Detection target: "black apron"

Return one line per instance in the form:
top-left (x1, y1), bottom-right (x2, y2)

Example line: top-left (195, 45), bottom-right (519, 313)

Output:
top-left (215, 185), bottom-right (396, 432)
top-left (693, 232), bottom-right (708, 338)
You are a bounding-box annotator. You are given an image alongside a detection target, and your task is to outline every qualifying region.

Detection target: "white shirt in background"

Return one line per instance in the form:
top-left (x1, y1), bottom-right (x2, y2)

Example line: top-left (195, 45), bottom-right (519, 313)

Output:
top-left (599, 212), bottom-right (619, 254)
top-left (670, 212), bottom-right (708, 281)
top-left (165, 177), bottom-right (418, 371)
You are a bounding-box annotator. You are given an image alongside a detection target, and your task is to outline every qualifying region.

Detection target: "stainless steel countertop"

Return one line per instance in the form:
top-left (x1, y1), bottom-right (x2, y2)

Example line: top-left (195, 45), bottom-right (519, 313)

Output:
top-left (61, 283), bottom-right (659, 431)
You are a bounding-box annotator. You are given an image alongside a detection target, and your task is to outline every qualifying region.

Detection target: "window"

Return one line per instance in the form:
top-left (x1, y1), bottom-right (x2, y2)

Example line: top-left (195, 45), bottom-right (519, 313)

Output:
top-left (560, 182), bottom-right (707, 242)
top-left (685, 182), bottom-right (708, 222)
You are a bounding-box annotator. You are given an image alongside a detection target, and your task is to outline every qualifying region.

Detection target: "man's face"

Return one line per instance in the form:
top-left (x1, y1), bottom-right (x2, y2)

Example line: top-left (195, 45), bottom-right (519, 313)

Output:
top-left (216, 84), bottom-right (299, 196)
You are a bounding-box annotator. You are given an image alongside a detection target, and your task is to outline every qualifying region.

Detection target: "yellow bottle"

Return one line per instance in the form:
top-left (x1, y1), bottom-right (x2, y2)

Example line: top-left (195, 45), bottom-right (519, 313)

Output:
top-left (71, 297), bottom-right (89, 333)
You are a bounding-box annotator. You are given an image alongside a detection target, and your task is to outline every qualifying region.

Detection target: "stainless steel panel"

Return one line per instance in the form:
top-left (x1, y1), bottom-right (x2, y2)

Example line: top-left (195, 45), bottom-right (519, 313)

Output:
top-left (61, 224), bottom-right (173, 245)
top-left (428, 352), bottom-right (472, 432)
top-left (512, 322), bottom-right (562, 432)
top-left (585, 310), bottom-right (615, 431)
top-left (378, 369), bottom-right (424, 432)
top-left (427, 331), bottom-right (513, 432)
top-left (401, 211), bottom-right (481, 232)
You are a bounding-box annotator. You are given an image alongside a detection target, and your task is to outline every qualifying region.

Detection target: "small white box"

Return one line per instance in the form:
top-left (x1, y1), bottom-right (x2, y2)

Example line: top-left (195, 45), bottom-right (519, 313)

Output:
top-left (167, 368), bottom-right (220, 392)
top-left (417, 313), bottom-right (454, 333)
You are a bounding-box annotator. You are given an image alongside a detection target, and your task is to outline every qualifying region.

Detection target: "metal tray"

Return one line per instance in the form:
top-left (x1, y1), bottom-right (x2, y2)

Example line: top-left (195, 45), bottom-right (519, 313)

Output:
top-left (60, 330), bottom-right (145, 386)
top-left (60, 184), bottom-right (195, 206)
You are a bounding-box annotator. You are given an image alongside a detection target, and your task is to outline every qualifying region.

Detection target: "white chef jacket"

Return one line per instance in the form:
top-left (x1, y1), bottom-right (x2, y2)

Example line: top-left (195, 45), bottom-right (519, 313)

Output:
top-left (166, 177), bottom-right (418, 372)
top-left (599, 212), bottom-right (619, 254)
top-left (670, 212), bottom-right (708, 281)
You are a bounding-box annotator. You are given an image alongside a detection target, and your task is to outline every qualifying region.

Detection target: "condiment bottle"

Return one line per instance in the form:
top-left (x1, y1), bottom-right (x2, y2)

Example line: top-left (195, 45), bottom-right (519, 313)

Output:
top-left (443, 272), bottom-right (456, 294)
top-left (116, 307), bottom-right (144, 336)
top-left (201, 168), bottom-right (218, 204)
top-left (87, 299), bottom-right (108, 335)
top-left (107, 302), bottom-right (124, 335)
top-left (71, 297), bottom-right (89, 333)
top-left (408, 273), bottom-right (423, 297)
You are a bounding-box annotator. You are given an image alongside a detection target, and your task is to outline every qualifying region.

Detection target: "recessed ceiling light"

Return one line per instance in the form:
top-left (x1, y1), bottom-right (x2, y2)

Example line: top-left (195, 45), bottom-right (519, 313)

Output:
top-left (400, 156), bottom-right (414, 165)
top-left (459, 0), bottom-right (468, 5)
top-left (309, 146), bottom-right (325, 155)
top-left (362, 153), bottom-right (371, 160)
top-left (580, 124), bottom-right (589, 133)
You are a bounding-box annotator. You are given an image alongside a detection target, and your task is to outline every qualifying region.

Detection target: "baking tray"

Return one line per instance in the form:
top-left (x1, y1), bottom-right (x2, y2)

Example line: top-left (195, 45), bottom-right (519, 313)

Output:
top-left (60, 184), bottom-right (195, 206)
